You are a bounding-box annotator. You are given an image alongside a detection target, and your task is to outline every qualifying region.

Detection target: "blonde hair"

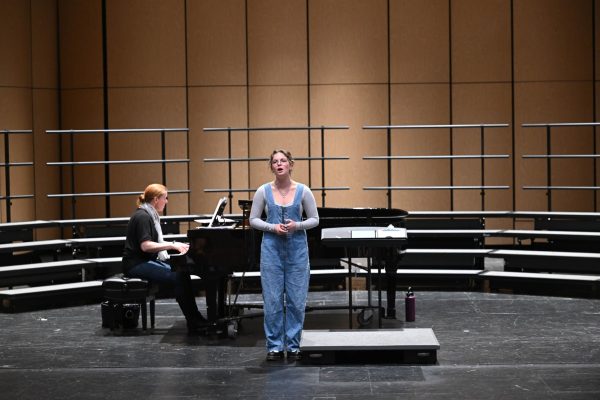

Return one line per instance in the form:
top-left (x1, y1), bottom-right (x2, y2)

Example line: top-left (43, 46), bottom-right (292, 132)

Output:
top-left (137, 183), bottom-right (167, 207)
top-left (269, 149), bottom-right (294, 170)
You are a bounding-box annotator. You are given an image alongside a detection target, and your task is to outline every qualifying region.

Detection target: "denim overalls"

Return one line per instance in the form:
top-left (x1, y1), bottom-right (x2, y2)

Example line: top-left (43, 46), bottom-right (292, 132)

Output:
top-left (260, 183), bottom-right (310, 352)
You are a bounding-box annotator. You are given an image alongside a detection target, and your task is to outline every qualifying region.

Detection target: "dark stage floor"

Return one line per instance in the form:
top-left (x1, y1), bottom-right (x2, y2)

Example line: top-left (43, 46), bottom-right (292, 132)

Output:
top-left (1, 290), bottom-right (600, 399)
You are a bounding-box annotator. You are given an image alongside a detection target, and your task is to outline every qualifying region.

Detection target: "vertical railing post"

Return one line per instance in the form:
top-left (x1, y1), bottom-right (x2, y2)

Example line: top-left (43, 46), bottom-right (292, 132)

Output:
top-left (69, 131), bottom-right (76, 221)
top-left (227, 128), bottom-right (233, 214)
top-left (104, 130), bottom-right (110, 217)
top-left (320, 126), bottom-right (326, 206)
top-left (387, 127), bottom-right (392, 209)
top-left (546, 125), bottom-right (552, 211)
top-left (2, 130), bottom-right (11, 222)
top-left (480, 125), bottom-right (486, 211)
top-left (161, 129), bottom-right (168, 215)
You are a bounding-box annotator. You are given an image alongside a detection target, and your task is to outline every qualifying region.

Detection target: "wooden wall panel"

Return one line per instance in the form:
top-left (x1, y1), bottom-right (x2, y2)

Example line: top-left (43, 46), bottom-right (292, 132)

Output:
top-left (310, 84), bottom-right (388, 208)
top-left (188, 86), bottom-right (248, 215)
top-left (514, 0), bottom-right (593, 82)
top-left (59, 0), bottom-right (103, 89)
top-left (107, 87), bottom-right (188, 216)
top-left (390, 0), bottom-right (449, 83)
top-left (107, 0), bottom-right (186, 87)
top-left (389, 84), bottom-right (451, 211)
top-left (0, 88), bottom-right (32, 129)
top-left (596, 0), bottom-right (600, 80)
top-left (310, 0), bottom-right (387, 84)
top-left (0, 0), bottom-right (31, 87)
top-left (31, 0), bottom-right (60, 231)
top-left (248, 0), bottom-right (307, 85)
top-left (452, 0), bottom-right (511, 83)
top-left (247, 86), bottom-right (309, 192)
top-left (57, 1), bottom-right (104, 219)
top-left (597, 81), bottom-right (600, 212)
top-left (515, 82), bottom-right (594, 211)
top-left (2, 131), bottom-right (35, 222)
top-left (32, 0), bottom-right (58, 88)
top-left (187, 0), bottom-right (246, 86)
top-left (59, 89), bottom-right (104, 218)
top-left (452, 83), bottom-right (513, 211)
top-left (0, 87), bottom-right (33, 222)
top-left (4, 0), bottom-right (600, 220)
top-left (32, 89), bottom-right (61, 231)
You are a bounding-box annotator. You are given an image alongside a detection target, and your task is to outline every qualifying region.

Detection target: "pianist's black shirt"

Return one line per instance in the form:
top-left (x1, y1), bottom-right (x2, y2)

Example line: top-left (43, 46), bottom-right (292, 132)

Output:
top-left (122, 208), bottom-right (159, 273)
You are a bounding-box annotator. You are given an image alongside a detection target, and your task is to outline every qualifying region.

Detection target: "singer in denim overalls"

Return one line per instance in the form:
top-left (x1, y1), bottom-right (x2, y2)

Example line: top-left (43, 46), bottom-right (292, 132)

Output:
top-left (250, 149), bottom-right (319, 361)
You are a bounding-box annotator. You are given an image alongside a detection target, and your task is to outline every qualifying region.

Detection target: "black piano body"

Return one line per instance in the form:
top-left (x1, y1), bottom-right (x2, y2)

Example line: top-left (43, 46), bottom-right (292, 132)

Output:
top-left (173, 225), bottom-right (254, 321)
top-left (176, 207), bottom-right (408, 322)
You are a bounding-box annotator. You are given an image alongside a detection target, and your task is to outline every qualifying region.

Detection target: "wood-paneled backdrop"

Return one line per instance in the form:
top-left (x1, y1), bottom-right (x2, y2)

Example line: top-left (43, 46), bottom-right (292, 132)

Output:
top-left (1, 0), bottom-right (599, 227)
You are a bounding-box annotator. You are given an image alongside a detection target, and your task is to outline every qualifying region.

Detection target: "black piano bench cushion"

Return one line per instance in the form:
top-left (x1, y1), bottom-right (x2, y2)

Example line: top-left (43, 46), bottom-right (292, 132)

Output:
top-left (103, 277), bottom-right (150, 301)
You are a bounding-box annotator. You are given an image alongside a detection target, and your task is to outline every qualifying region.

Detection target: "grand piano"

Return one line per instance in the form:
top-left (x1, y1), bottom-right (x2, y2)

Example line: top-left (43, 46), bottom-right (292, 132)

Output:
top-left (175, 202), bottom-right (408, 325)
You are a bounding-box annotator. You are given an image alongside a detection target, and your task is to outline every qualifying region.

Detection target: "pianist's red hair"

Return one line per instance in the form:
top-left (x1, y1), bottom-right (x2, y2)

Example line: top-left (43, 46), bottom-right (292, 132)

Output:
top-left (137, 183), bottom-right (167, 207)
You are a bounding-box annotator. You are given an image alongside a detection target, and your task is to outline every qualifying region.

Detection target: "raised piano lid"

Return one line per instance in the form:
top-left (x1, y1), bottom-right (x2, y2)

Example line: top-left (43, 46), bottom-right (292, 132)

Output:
top-left (318, 207), bottom-right (408, 227)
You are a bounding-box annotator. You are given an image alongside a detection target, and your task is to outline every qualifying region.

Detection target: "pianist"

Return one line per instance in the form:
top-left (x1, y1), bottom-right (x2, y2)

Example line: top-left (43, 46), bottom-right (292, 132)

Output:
top-left (122, 183), bottom-right (208, 334)
top-left (250, 149), bottom-right (319, 362)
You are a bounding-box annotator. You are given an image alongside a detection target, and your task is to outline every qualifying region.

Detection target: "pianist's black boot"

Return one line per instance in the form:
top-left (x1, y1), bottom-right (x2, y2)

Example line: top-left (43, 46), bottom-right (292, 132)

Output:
top-left (177, 297), bottom-right (209, 334)
top-left (175, 272), bottom-right (208, 333)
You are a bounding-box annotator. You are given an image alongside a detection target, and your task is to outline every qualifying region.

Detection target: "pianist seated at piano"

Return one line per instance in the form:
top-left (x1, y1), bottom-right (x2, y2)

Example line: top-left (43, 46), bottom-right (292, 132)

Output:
top-left (250, 149), bottom-right (319, 362)
top-left (122, 183), bottom-right (208, 334)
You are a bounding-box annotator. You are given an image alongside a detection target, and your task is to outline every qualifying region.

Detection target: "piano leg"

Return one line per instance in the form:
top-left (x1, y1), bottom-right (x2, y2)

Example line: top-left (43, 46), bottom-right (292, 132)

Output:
top-left (383, 248), bottom-right (403, 319)
top-left (385, 265), bottom-right (397, 318)
top-left (202, 274), bottom-right (228, 321)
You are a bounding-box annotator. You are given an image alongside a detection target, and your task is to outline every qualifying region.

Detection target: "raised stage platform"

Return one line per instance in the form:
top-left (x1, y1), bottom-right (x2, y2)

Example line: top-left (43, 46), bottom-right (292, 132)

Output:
top-left (300, 328), bottom-right (439, 364)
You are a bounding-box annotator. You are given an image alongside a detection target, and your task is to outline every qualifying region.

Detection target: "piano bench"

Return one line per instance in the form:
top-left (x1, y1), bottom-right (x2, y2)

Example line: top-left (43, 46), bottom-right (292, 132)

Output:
top-left (102, 277), bottom-right (159, 332)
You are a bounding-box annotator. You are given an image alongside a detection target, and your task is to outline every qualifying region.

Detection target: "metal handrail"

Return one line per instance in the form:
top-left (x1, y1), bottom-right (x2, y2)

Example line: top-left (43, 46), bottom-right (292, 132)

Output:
top-left (44, 127), bottom-right (191, 219)
top-left (47, 189), bottom-right (190, 198)
top-left (203, 126), bottom-right (350, 209)
top-left (47, 128), bottom-right (189, 134)
top-left (522, 122), bottom-right (600, 210)
top-left (204, 126), bottom-right (349, 132)
top-left (362, 123), bottom-right (511, 210)
top-left (364, 155), bottom-right (509, 160)
top-left (364, 186), bottom-right (510, 191)
top-left (47, 159), bottom-right (189, 166)
top-left (204, 156), bottom-right (349, 162)
top-left (363, 123), bottom-right (509, 130)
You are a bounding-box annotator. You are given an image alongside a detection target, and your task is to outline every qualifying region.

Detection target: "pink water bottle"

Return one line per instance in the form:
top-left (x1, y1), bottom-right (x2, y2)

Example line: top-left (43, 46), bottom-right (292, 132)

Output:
top-left (405, 287), bottom-right (415, 322)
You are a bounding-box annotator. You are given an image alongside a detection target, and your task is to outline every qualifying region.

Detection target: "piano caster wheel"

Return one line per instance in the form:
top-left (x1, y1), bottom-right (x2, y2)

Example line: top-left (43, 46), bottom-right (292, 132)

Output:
top-left (226, 321), bottom-right (238, 339)
top-left (357, 309), bottom-right (374, 327)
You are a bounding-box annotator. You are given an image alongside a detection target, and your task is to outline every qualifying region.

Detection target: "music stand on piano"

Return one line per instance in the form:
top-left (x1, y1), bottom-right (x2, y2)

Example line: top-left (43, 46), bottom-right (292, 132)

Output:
top-left (321, 226), bottom-right (407, 328)
top-left (194, 197), bottom-right (234, 227)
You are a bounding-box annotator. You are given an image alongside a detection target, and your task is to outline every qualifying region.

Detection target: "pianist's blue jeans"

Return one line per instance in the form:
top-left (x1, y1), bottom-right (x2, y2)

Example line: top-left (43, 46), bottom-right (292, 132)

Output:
top-left (126, 259), bottom-right (203, 324)
top-left (127, 260), bottom-right (186, 300)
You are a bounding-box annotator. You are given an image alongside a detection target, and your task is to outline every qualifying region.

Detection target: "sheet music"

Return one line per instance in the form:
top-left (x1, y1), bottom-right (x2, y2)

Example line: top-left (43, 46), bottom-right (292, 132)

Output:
top-left (376, 227), bottom-right (407, 239)
top-left (351, 230), bottom-right (376, 239)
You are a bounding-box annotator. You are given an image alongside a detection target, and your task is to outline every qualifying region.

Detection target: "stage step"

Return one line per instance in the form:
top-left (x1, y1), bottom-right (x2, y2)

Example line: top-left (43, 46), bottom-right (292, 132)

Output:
top-left (300, 328), bottom-right (439, 365)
